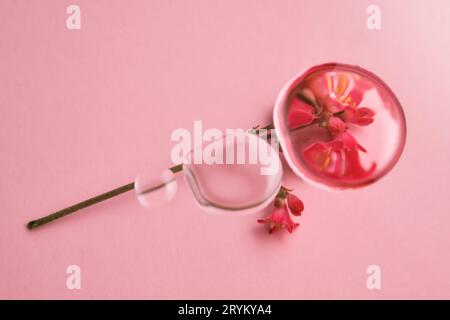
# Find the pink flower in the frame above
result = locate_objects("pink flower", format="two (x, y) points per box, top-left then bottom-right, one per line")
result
(257, 205), (299, 234)
(307, 73), (364, 114)
(302, 140), (344, 177)
(302, 132), (376, 180)
(287, 194), (304, 216)
(287, 97), (317, 129)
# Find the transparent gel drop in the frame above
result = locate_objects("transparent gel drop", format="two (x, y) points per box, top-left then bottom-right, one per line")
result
(274, 63), (406, 189)
(182, 132), (282, 214)
(135, 169), (177, 208)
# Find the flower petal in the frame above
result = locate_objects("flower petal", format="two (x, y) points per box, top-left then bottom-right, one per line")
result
(324, 96), (345, 113)
(287, 98), (316, 129)
(345, 89), (363, 107)
(335, 74), (349, 96)
(343, 106), (375, 126)
(353, 107), (375, 126)
(335, 132), (377, 179)
(302, 142), (330, 172)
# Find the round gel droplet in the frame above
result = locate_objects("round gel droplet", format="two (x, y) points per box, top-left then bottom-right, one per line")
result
(134, 169), (177, 208)
(182, 132), (282, 214)
(274, 63), (406, 189)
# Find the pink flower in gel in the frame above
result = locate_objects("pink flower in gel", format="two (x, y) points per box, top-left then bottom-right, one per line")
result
(302, 140), (345, 177)
(307, 73), (364, 113)
(303, 132), (376, 180)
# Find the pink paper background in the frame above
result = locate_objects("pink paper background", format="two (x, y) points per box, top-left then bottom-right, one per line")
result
(1, 0), (450, 299)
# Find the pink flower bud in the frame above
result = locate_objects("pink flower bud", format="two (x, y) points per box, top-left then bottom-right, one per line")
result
(327, 116), (346, 135)
(287, 194), (304, 216)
